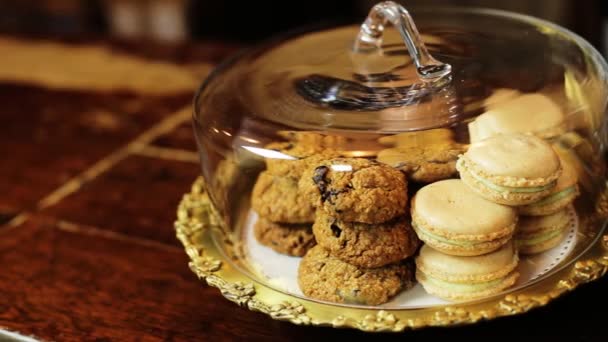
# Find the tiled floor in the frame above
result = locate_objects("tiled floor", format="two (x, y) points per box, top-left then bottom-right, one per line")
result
(0, 217), (275, 341)
(0, 82), (190, 215)
(42, 155), (200, 245)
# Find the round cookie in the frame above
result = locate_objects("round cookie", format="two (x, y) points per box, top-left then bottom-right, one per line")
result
(299, 158), (408, 224)
(254, 218), (315, 257)
(298, 246), (415, 305)
(377, 142), (466, 183)
(411, 179), (517, 256)
(378, 128), (456, 147)
(515, 208), (570, 255)
(277, 131), (350, 148)
(457, 133), (562, 205)
(264, 141), (340, 178)
(312, 211), (419, 268)
(416, 242), (519, 301)
(251, 171), (315, 223)
(519, 156), (579, 216)
(469, 93), (565, 143)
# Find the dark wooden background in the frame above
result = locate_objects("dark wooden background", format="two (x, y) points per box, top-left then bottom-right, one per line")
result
(0, 35), (606, 341)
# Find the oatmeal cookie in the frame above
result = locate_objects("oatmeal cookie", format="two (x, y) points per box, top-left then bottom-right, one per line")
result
(251, 171), (315, 223)
(377, 142), (466, 183)
(299, 158), (407, 224)
(254, 218), (315, 257)
(313, 212), (419, 268)
(378, 128), (456, 147)
(298, 246), (415, 305)
(277, 131), (350, 148)
(264, 141), (340, 178)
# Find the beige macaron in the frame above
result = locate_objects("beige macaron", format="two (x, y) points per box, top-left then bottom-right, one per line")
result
(411, 179), (517, 256)
(469, 93), (565, 143)
(515, 208), (570, 254)
(519, 155), (579, 216)
(482, 88), (521, 109)
(457, 133), (562, 206)
(416, 242), (520, 301)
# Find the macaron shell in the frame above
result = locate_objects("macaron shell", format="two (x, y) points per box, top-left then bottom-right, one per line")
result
(463, 134), (561, 183)
(411, 179), (518, 237)
(518, 185), (578, 216)
(417, 269), (519, 301)
(469, 93), (564, 143)
(518, 157), (579, 215)
(414, 231), (511, 256)
(518, 230), (566, 255)
(517, 208), (570, 236)
(415, 242), (519, 283)
(553, 156), (578, 191)
(482, 88), (522, 109)
(458, 163), (553, 205)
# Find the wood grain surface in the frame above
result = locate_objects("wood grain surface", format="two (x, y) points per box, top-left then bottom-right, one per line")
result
(0, 35), (606, 341)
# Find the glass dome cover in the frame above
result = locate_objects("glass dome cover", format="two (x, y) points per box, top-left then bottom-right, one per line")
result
(188, 1), (608, 315)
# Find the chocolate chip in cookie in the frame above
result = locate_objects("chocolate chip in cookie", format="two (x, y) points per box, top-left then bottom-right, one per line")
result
(312, 211), (419, 268)
(300, 158), (407, 224)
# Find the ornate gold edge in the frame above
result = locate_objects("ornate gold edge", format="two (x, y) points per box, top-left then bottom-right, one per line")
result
(175, 177), (608, 332)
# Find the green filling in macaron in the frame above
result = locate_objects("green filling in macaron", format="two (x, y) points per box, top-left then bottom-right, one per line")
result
(412, 221), (479, 247)
(465, 163), (556, 194)
(424, 274), (506, 293)
(526, 186), (576, 207)
(516, 229), (563, 247)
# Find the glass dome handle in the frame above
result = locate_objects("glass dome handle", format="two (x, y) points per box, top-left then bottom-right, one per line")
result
(354, 1), (451, 81)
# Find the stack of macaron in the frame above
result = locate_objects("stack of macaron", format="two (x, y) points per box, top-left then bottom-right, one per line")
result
(414, 133), (576, 301)
(515, 153), (579, 254)
(456, 133), (577, 254)
(297, 158), (419, 305)
(411, 179), (520, 301)
(250, 140), (339, 257)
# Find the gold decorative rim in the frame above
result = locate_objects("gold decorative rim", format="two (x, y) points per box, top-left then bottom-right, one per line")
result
(175, 177), (608, 331)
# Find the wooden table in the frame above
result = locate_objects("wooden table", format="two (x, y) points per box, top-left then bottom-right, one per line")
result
(0, 35), (606, 341)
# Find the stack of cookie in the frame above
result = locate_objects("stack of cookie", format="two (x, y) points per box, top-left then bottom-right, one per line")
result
(251, 141), (337, 257)
(377, 128), (466, 183)
(297, 158), (419, 305)
(250, 134), (345, 257)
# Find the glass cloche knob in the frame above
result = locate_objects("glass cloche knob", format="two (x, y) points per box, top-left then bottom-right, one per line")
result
(354, 1), (452, 81)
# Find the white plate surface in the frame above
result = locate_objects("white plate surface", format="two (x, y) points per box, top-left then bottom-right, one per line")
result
(243, 206), (578, 308)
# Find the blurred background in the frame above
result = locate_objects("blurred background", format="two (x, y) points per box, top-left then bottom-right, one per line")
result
(0, 0), (607, 55)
